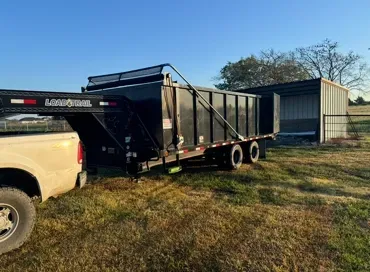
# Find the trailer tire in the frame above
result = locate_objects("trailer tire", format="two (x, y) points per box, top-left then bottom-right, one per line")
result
(227, 144), (243, 170)
(245, 141), (259, 163)
(0, 187), (36, 255)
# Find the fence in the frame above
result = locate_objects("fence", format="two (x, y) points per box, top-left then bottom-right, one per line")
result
(323, 114), (370, 143)
(0, 120), (73, 133)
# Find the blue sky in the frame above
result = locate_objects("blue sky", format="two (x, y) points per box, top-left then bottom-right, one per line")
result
(1, 0), (370, 99)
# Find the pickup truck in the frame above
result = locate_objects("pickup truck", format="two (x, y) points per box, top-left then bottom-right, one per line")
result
(0, 132), (87, 255)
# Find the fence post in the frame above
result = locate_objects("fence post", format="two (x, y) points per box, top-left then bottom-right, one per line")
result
(323, 114), (326, 143)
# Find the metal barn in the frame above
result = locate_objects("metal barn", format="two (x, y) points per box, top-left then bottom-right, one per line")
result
(236, 78), (349, 143)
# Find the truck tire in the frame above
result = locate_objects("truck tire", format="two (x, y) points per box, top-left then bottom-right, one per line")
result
(228, 144), (243, 170)
(245, 141), (259, 163)
(0, 187), (36, 255)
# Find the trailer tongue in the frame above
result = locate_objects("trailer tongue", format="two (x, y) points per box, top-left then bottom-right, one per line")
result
(0, 88), (158, 175)
(0, 64), (280, 176)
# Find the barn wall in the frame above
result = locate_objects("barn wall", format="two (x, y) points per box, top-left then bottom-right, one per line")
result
(280, 94), (319, 133)
(236, 78), (348, 142)
(281, 94), (319, 120)
(320, 79), (349, 142)
(239, 79), (321, 135)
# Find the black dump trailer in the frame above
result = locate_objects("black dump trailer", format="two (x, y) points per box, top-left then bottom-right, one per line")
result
(0, 64), (280, 176)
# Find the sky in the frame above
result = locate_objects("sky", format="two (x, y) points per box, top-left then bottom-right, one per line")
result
(1, 0), (370, 99)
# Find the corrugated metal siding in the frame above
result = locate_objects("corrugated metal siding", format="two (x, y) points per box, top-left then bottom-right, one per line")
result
(279, 94), (319, 133)
(320, 80), (349, 142)
(281, 94), (319, 120)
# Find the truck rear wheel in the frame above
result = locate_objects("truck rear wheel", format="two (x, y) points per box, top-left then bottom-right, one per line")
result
(0, 187), (36, 255)
(245, 141), (259, 163)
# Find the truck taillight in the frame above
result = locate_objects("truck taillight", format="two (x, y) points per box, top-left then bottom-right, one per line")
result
(78, 141), (83, 164)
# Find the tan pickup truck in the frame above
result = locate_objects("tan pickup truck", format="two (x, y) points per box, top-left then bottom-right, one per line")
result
(0, 132), (86, 255)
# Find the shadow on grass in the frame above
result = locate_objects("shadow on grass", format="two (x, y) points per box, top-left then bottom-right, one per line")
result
(168, 157), (370, 205)
(86, 143), (370, 206)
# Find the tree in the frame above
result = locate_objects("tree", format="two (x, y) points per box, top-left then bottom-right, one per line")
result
(348, 98), (355, 106)
(216, 40), (369, 93)
(294, 39), (369, 91)
(215, 49), (309, 90)
(354, 96), (366, 105)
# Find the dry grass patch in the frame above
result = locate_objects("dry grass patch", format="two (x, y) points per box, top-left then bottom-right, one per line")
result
(348, 104), (370, 114)
(1, 179), (335, 272)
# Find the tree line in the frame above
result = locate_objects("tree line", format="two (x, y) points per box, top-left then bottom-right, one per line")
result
(349, 96), (369, 106)
(215, 39), (369, 94)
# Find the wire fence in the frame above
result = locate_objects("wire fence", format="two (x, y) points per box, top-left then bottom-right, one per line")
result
(323, 114), (370, 143)
(0, 120), (73, 133)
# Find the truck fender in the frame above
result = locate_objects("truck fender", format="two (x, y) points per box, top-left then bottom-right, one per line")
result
(0, 152), (47, 201)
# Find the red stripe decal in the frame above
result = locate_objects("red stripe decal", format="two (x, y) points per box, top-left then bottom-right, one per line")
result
(24, 99), (36, 105)
(109, 102), (117, 106)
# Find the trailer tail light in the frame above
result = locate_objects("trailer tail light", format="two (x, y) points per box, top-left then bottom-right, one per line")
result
(11, 99), (37, 105)
(99, 101), (117, 106)
(78, 141), (83, 164)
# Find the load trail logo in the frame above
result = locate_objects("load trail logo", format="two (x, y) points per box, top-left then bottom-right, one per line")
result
(45, 99), (92, 108)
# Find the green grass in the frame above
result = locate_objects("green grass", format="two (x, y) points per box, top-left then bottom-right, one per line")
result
(347, 105), (370, 137)
(330, 201), (370, 271)
(1, 141), (370, 271)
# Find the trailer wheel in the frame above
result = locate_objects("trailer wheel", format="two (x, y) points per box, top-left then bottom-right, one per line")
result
(245, 141), (259, 163)
(0, 187), (36, 255)
(227, 144), (243, 170)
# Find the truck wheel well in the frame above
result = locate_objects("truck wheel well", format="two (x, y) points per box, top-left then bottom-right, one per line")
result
(0, 168), (40, 198)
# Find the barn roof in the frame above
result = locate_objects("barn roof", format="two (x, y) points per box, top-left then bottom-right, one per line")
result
(233, 78), (348, 97)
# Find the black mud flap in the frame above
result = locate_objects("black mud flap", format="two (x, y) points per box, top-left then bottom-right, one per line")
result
(77, 171), (88, 188)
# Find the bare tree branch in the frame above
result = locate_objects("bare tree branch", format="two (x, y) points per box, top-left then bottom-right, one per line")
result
(215, 39), (370, 95)
(294, 39), (369, 93)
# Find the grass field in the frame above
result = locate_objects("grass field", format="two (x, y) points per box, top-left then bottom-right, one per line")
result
(2, 142), (370, 271)
(348, 104), (370, 114)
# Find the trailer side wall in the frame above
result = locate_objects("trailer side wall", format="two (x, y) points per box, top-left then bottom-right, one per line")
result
(171, 85), (275, 148)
